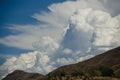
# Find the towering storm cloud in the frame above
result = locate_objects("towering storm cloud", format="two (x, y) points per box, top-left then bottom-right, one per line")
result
(0, 0), (120, 79)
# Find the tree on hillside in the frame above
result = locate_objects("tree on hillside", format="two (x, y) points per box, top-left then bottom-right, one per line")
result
(71, 67), (84, 77)
(98, 67), (114, 76)
(60, 70), (66, 77)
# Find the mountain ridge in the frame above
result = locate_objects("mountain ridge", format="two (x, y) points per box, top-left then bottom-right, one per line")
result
(48, 47), (120, 76)
(2, 46), (120, 80)
(2, 70), (44, 80)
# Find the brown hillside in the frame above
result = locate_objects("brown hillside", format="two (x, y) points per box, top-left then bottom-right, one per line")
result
(2, 46), (120, 80)
(2, 70), (44, 80)
(48, 47), (120, 77)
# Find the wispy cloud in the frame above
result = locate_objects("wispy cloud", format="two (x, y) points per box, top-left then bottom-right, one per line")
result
(0, 0), (106, 50)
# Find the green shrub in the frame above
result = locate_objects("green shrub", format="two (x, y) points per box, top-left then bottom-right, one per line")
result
(94, 70), (102, 76)
(99, 67), (114, 76)
(71, 71), (79, 77)
(60, 70), (66, 77)
(46, 73), (53, 80)
(71, 68), (84, 77)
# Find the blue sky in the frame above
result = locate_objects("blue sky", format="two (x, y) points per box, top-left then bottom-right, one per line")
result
(0, 0), (65, 65)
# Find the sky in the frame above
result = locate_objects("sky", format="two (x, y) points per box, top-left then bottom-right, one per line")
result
(0, 0), (120, 79)
(0, 0), (65, 64)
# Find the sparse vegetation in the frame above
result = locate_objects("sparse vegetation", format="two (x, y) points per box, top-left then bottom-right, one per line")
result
(94, 70), (102, 76)
(71, 67), (84, 77)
